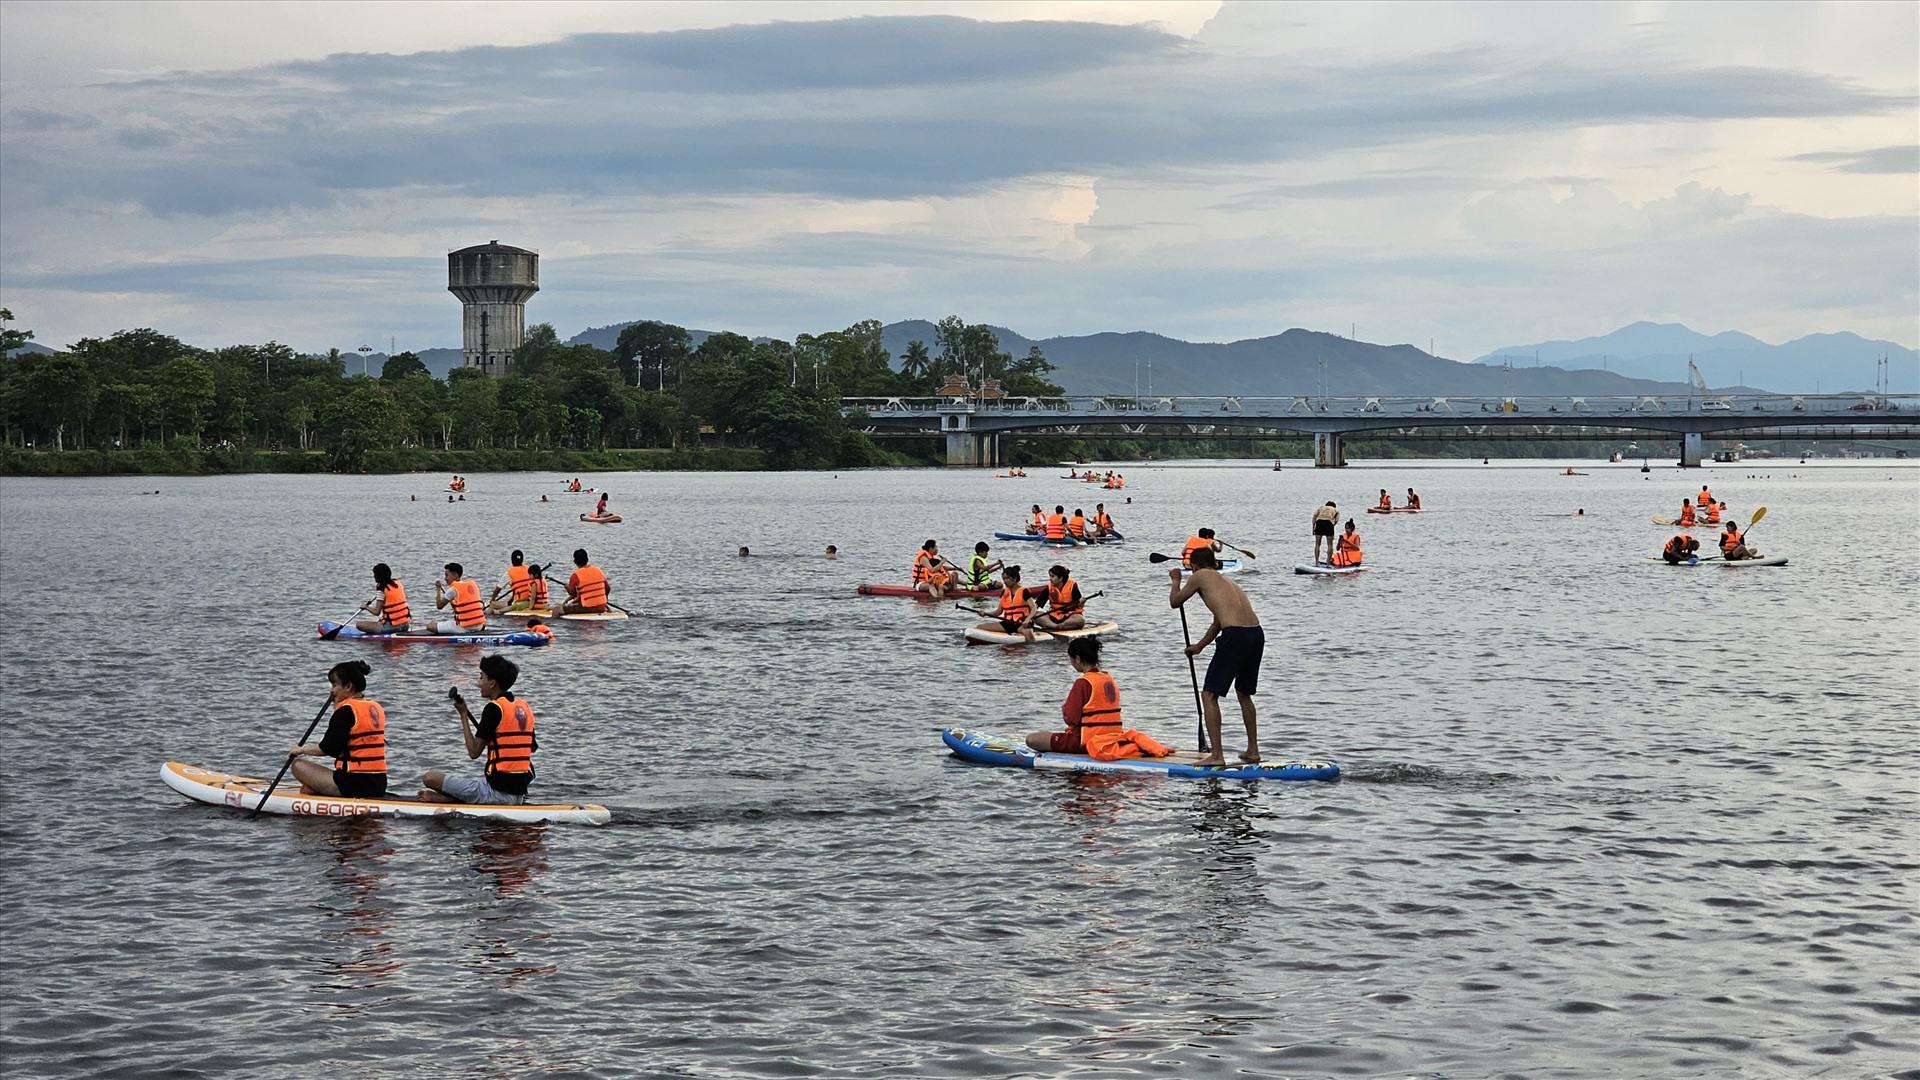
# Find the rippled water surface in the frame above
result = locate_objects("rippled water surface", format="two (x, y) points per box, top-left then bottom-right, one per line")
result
(3, 459), (1917, 1078)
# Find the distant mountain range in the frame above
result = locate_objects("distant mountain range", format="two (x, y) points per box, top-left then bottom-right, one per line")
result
(15, 317), (1913, 396)
(1475, 322), (1917, 394)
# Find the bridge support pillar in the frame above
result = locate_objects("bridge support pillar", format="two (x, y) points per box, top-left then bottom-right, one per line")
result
(1314, 432), (1347, 467)
(1678, 432), (1703, 468)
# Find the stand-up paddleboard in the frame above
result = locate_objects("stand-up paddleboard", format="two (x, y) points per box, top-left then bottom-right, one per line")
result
(1295, 562), (1365, 575)
(990, 531), (1119, 545)
(964, 620), (1120, 646)
(1365, 506), (1423, 514)
(941, 729), (1339, 782)
(160, 762), (610, 824)
(857, 584), (997, 599)
(580, 513), (623, 524)
(1167, 558), (1244, 574)
(317, 621), (550, 647)
(1642, 555), (1787, 567)
(494, 606), (555, 618)
(560, 610), (629, 621)
(1652, 516), (1714, 527)
(1561, 472), (1589, 476)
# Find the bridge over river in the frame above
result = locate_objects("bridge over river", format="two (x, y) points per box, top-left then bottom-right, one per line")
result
(842, 392), (1920, 466)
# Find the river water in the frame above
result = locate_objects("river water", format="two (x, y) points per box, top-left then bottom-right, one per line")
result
(2, 459), (1916, 1079)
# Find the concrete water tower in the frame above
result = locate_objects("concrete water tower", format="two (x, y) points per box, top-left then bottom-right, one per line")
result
(447, 240), (538, 376)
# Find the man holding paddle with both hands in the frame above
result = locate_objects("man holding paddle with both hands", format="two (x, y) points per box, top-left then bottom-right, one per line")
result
(1168, 547), (1264, 768)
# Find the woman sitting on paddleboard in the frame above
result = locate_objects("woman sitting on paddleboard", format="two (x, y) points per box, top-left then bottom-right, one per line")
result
(1031, 565), (1087, 632)
(1330, 520), (1363, 568)
(288, 660), (387, 800)
(1025, 637), (1172, 760)
(356, 563), (410, 635)
(1378, 489), (1392, 511)
(976, 565), (1044, 642)
(420, 654), (537, 806)
(912, 539), (954, 599)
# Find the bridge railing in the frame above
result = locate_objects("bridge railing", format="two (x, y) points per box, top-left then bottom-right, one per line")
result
(842, 393), (1916, 418)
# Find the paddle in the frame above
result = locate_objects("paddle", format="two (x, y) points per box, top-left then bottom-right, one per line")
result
(1217, 539), (1256, 560)
(318, 602), (373, 641)
(1727, 505), (1768, 558)
(542, 573), (634, 617)
(253, 695), (334, 817)
(1177, 603), (1210, 753)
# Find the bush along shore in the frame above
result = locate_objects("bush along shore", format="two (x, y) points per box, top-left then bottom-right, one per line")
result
(0, 445), (768, 477)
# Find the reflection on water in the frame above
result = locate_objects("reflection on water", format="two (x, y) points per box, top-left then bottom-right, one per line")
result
(315, 817), (401, 996)
(465, 823), (556, 989)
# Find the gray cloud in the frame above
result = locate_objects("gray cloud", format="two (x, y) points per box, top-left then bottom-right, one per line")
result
(4, 16), (1909, 218)
(1788, 145), (1920, 174)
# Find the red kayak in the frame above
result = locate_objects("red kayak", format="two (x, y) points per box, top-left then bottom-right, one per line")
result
(856, 584), (996, 598)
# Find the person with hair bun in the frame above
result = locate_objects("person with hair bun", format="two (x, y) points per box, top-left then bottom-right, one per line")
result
(1025, 637), (1173, 761)
(355, 563), (410, 634)
(288, 660), (388, 799)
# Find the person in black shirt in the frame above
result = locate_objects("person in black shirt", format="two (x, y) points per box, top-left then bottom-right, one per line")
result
(288, 660), (388, 799)
(418, 654), (537, 806)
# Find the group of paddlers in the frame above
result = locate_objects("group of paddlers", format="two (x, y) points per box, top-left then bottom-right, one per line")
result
(1310, 503), (1365, 567)
(1066, 469), (1127, 488)
(348, 549), (615, 636)
(287, 654), (545, 807)
(1024, 503), (1122, 542)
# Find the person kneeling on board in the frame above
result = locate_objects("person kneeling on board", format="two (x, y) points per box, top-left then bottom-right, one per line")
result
(488, 549), (538, 614)
(977, 565), (1044, 642)
(1170, 548), (1264, 767)
(1025, 637), (1173, 760)
(1031, 564), (1087, 632)
(1329, 520), (1363, 568)
(287, 660), (387, 799)
(912, 539), (955, 599)
(963, 542), (1003, 592)
(430, 563), (489, 633)
(1662, 533), (1701, 564)
(1719, 521), (1760, 561)
(420, 654), (536, 806)
(356, 563), (411, 634)
(562, 548), (611, 614)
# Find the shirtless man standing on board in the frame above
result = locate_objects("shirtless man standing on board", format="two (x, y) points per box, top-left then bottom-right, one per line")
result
(1169, 547), (1264, 767)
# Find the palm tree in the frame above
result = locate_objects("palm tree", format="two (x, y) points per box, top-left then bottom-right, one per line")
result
(900, 340), (931, 381)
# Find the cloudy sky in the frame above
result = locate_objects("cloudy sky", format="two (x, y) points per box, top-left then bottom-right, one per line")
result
(2, 0), (1915, 358)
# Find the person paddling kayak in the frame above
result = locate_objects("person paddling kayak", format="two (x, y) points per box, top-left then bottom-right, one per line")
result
(355, 563), (411, 634)
(488, 550), (538, 614)
(431, 563), (489, 634)
(562, 548), (611, 614)
(288, 660), (387, 799)
(1311, 501), (1340, 564)
(420, 654), (537, 806)
(1169, 548), (1264, 767)
(1662, 533), (1701, 564)
(1025, 637), (1173, 760)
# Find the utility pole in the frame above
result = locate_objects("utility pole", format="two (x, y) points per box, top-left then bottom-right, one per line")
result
(357, 345), (373, 377)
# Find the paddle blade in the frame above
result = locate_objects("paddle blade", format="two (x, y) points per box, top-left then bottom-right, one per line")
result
(1749, 506), (1768, 525)
(1148, 552), (1173, 563)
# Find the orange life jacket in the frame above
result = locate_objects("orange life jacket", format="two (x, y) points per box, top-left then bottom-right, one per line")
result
(486, 695), (536, 777)
(998, 585), (1032, 622)
(378, 581), (410, 626)
(1044, 513), (1067, 540)
(527, 622), (553, 642)
(336, 697), (387, 774)
(1664, 535), (1693, 560)
(1704, 504), (1721, 524)
(1378, 493), (1392, 509)
(913, 551), (948, 585)
(571, 565), (608, 609)
(1679, 504), (1696, 525)
(506, 564), (533, 602)
(1094, 511), (1112, 530)
(1071, 671), (1122, 732)
(1332, 532), (1363, 567)
(530, 576), (549, 609)
(1699, 490), (1712, 508)
(449, 578), (486, 626)
(1182, 536), (1211, 566)
(1046, 579), (1083, 620)
(1719, 527), (1742, 553)
(1031, 510), (1046, 530)
(1068, 514), (1087, 538)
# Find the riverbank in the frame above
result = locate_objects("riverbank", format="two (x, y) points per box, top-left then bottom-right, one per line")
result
(0, 445), (768, 477)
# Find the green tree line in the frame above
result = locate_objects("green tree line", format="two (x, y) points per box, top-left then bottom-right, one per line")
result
(0, 310), (1062, 471)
